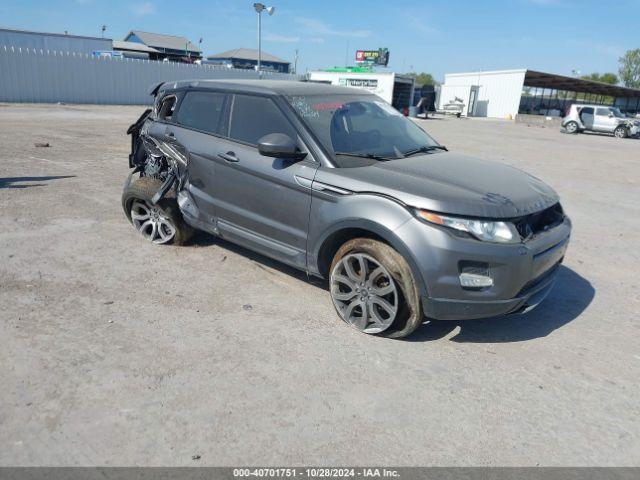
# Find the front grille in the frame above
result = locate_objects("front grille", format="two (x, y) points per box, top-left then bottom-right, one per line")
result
(514, 203), (564, 240)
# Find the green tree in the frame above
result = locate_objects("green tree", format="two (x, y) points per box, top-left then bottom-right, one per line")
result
(405, 72), (439, 86)
(619, 49), (640, 88)
(580, 72), (619, 84)
(599, 72), (619, 84)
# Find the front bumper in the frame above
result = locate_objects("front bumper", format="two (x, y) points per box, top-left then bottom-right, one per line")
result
(423, 261), (561, 320)
(395, 216), (572, 321)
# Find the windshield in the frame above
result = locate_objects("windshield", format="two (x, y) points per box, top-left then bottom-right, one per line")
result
(286, 93), (441, 167)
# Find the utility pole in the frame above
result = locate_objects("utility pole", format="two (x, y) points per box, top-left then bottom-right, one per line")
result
(294, 48), (299, 74)
(345, 40), (349, 67)
(253, 3), (275, 79)
(101, 25), (106, 38)
(257, 11), (261, 75)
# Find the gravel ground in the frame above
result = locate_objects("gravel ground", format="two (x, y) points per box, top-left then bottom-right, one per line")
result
(0, 104), (638, 466)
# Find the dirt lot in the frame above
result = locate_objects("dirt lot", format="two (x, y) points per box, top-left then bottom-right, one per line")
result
(1, 104), (639, 466)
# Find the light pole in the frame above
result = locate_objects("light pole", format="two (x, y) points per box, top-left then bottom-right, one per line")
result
(253, 3), (274, 78)
(101, 25), (107, 38)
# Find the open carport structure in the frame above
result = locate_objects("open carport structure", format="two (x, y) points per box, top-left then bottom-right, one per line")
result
(439, 68), (640, 119)
(520, 70), (640, 117)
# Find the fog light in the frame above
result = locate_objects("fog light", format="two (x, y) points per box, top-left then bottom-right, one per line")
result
(459, 272), (493, 288)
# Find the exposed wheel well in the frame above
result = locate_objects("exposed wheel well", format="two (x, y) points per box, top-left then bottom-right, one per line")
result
(317, 228), (387, 279)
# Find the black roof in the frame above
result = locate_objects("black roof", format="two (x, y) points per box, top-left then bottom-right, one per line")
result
(159, 79), (372, 96)
(125, 31), (201, 53)
(525, 70), (640, 98)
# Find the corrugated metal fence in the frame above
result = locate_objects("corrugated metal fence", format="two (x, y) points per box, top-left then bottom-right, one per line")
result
(0, 46), (302, 105)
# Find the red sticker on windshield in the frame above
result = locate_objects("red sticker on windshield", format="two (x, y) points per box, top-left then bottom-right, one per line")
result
(313, 102), (343, 111)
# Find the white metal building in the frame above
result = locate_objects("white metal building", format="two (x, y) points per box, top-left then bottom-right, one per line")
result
(308, 70), (415, 110)
(439, 69), (527, 119)
(439, 68), (640, 119)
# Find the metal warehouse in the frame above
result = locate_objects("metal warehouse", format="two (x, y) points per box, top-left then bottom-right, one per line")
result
(439, 68), (640, 119)
(123, 31), (202, 62)
(0, 27), (112, 54)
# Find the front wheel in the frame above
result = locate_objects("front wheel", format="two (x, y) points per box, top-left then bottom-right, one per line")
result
(329, 238), (423, 339)
(614, 125), (628, 139)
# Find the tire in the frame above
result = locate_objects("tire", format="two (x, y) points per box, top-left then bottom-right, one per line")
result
(122, 176), (193, 245)
(329, 238), (423, 339)
(614, 126), (628, 139)
(564, 121), (579, 134)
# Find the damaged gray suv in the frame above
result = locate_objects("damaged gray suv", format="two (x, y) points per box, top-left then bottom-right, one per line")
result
(123, 80), (571, 338)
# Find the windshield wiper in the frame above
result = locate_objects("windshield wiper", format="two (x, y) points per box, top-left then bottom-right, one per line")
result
(333, 151), (395, 161)
(402, 145), (448, 157)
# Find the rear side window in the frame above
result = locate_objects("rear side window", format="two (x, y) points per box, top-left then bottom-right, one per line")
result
(158, 95), (177, 120)
(229, 95), (297, 146)
(581, 107), (594, 115)
(175, 91), (227, 134)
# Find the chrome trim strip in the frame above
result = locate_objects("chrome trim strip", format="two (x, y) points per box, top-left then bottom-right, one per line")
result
(312, 182), (352, 195)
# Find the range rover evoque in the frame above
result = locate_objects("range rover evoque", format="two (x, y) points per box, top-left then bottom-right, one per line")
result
(123, 80), (571, 338)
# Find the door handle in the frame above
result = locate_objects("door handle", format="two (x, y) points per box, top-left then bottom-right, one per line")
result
(218, 151), (239, 163)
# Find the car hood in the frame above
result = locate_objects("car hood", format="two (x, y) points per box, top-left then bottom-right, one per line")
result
(315, 152), (559, 218)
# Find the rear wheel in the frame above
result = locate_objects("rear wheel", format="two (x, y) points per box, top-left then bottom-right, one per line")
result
(329, 238), (423, 339)
(614, 125), (628, 138)
(122, 176), (193, 245)
(564, 121), (579, 134)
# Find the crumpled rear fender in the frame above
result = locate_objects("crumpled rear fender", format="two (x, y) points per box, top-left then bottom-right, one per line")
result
(127, 109), (152, 169)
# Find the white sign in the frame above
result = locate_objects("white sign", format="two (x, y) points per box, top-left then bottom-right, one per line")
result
(339, 78), (379, 89)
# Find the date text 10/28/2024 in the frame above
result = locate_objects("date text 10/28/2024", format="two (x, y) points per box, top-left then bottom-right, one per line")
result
(233, 468), (400, 478)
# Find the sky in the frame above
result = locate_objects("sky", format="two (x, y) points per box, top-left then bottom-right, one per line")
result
(2, 0), (639, 80)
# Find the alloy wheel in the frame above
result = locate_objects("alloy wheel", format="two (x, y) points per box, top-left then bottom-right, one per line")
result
(130, 200), (176, 244)
(330, 253), (399, 334)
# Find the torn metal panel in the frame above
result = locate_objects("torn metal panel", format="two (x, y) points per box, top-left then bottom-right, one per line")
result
(126, 110), (190, 206)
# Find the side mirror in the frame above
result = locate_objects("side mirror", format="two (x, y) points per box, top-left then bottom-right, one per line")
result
(257, 133), (307, 160)
(608, 113), (614, 118)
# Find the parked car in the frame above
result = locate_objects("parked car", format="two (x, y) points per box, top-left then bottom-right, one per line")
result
(123, 80), (571, 338)
(562, 104), (640, 138)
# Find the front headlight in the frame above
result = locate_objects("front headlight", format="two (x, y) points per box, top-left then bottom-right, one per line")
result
(415, 209), (521, 244)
